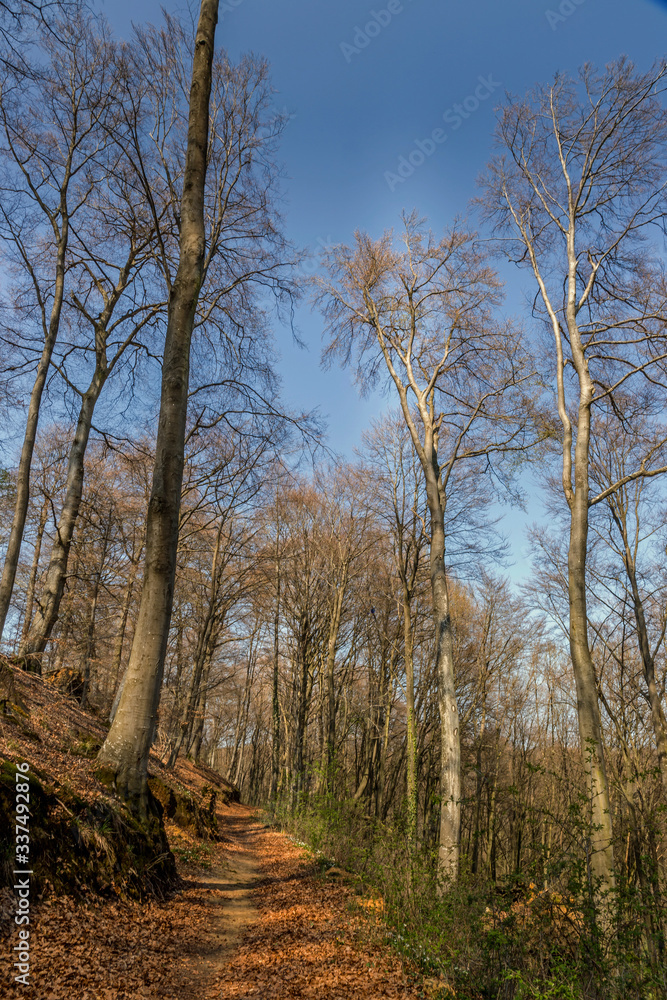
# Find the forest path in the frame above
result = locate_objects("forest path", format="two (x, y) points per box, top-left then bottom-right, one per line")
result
(179, 807), (263, 992)
(1, 803), (422, 999)
(200, 809), (421, 1000)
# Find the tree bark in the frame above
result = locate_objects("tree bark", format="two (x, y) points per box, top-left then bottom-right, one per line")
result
(375, 347), (461, 878)
(97, 0), (219, 817)
(506, 173), (617, 907)
(290, 611), (312, 809)
(108, 547), (141, 713)
(18, 495), (49, 651)
(21, 377), (104, 659)
(565, 273), (616, 902)
(403, 585), (418, 848)
(423, 460), (461, 881)
(325, 565), (348, 783)
(270, 559), (281, 802)
(0, 215), (68, 641)
(22, 237), (149, 660)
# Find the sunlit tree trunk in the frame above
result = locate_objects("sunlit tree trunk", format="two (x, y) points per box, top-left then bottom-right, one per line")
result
(270, 558), (281, 802)
(403, 587), (418, 848)
(559, 244), (615, 903)
(423, 458), (461, 881)
(97, 0), (219, 817)
(325, 566), (348, 783)
(0, 19), (115, 641)
(108, 549), (142, 715)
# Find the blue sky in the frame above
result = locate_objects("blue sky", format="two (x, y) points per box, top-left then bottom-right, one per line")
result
(103, 0), (667, 453)
(104, 0), (667, 576)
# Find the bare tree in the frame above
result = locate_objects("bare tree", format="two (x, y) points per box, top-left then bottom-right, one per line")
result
(165, 429), (271, 765)
(361, 415), (428, 846)
(20, 120), (165, 662)
(481, 58), (667, 906)
(0, 0), (82, 69)
(0, 17), (118, 642)
(587, 403), (667, 795)
(316, 212), (537, 878)
(97, 0), (220, 817)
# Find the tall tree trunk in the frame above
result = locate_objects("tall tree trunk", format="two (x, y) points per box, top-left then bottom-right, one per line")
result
(270, 564), (281, 802)
(22, 377), (104, 660)
(471, 703), (487, 876)
(97, 0), (219, 816)
(0, 217), (69, 640)
(108, 550), (141, 713)
(567, 344), (615, 902)
(291, 612), (311, 809)
(403, 587), (418, 848)
(325, 566), (348, 784)
(424, 460), (460, 882)
(18, 496), (49, 651)
(386, 369), (461, 879)
(532, 222), (616, 908)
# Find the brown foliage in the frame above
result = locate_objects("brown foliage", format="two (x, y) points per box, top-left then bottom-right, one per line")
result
(213, 824), (420, 999)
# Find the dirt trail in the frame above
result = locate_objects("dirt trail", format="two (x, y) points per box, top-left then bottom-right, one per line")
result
(2, 803), (421, 999)
(206, 813), (420, 1000)
(170, 805), (420, 998)
(181, 808), (262, 987)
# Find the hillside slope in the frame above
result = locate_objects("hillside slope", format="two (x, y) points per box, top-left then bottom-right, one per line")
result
(0, 657), (238, 902)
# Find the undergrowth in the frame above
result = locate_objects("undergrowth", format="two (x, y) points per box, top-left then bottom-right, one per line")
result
(271, 794), (667, 1000)
(172, 843), (213, 868)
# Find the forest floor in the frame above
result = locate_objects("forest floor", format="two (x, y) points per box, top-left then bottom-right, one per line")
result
(3, 802), (423, 1000)
(0, 664), (425, 999)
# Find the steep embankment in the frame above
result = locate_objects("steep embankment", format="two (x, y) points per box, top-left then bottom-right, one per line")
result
(0, 658), (237, 903)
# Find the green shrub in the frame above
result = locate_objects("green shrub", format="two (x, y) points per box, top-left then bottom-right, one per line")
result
(274, 792), (667, 1000)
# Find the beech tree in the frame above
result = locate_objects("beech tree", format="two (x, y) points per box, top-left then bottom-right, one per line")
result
(587, 404), (667, 795)
(481, 58), (667, 907)
(361, 415), (428, 845)
(97, 0), (295, 813)
(317, 213), (537, 878)
(0, 17), (118, 641)
(20, 118), (164, 662)
(165, 429), (272, 765)
(97, 0), (221, 816)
